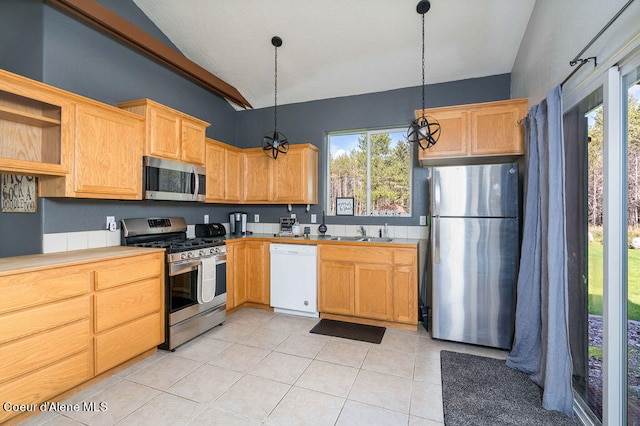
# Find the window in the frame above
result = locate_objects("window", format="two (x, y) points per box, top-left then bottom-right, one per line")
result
(327, 128), (411, 216)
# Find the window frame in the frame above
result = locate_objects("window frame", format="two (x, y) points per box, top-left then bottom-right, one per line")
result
(325, 127), (413, 217)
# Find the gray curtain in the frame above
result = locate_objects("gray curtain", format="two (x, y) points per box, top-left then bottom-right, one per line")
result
(506, 85), (574, 417)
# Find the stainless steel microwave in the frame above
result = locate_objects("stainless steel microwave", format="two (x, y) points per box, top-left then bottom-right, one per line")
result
(143, 156), (206, 202)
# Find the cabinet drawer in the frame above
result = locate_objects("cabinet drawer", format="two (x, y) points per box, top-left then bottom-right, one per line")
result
(0, 268), (90, 314)
(0, 351), (91, 423)
(94, 312), (163, 374)
(0, 319), (90, 383)
(320, 245), (392, 264)
(0, 296), (89, 344)
(94, 278), (162, 333)
(393, 249), (417, 266)
(94, 253), (163, 290)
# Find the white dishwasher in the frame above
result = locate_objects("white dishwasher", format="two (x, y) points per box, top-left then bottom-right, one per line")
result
(270, 243), (318, 317)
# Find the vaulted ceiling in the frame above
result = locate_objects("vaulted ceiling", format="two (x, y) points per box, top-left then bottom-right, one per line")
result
(132, 0), (536, 109)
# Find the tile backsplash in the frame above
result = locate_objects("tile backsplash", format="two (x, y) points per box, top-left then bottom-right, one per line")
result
(42, 223), (427, 253)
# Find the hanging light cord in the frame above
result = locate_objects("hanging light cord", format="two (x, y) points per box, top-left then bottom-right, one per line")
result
(274, 43), (278, 133)
(421, 11), (425, 117)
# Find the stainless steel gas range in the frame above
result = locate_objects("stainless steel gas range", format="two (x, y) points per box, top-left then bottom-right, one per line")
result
(121, 217), (227, 350)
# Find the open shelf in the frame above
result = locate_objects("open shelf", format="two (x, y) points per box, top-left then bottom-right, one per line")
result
(0, 105), (61, 128)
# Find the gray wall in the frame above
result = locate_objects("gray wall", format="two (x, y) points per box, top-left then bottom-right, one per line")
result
(0, 0), (44, 258)
(236, 74), (512, 226)
(0, 0), (511, 255)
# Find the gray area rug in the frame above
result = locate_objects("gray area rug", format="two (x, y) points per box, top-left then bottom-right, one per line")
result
(440, 350), (579, 425)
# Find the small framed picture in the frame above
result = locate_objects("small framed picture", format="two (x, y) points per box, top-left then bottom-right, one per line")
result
(336, 197), (354, 216)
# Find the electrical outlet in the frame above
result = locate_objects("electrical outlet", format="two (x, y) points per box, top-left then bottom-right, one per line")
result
(419, 215), (427, 226)
(290, 213), (296, 219)
(311, 214), (317, 223)
(106, 216), (116, 231)
(254, 214), (260, 223)
(204, 214), (209, 224)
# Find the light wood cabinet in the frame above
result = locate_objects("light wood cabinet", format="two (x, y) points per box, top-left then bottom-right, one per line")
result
(318, 260), (355, 316)
(40, 101), (144, 199)
(0, 69), (71, 176)
(318, 244), (418, 325)
(243, 144), (318, 204)
(415, 98), (527, 166)
(272, 144), (319, 204)
(93, 252), (164, 374)
(0, 263), (92, 423)
(118, 98), (210, 165)
(205, 138), (243, 203)
(0, 249), (164, 423)
(225, 240), (270, 309)
(245, 241), (270, 305)
(243, 149), (273, 202)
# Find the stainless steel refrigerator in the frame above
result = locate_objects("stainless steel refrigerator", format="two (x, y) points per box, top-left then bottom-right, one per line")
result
(426, 163), (519, 349)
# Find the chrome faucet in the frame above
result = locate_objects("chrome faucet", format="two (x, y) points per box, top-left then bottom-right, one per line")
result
(359, 225), (367, 237)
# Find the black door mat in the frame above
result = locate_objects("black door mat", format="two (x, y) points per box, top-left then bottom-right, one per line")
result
(310, 319), (386, 344)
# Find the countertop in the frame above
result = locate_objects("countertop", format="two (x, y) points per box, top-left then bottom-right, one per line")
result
(222, 233), (423, 248)
(0, 246), (165, 277)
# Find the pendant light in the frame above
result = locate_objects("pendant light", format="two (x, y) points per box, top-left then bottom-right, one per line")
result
(407, 0), (440, 150)
(262, 36), (289, 159)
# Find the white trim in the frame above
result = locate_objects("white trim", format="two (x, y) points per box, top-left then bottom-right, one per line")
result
(602, 65), (626, 426)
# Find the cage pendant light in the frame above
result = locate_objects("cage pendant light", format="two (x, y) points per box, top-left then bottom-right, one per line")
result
(407, 0), (440, 150)
(262, 36), (289, 159)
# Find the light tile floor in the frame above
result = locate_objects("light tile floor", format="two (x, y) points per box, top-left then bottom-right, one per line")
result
(22, 308), (507, 425)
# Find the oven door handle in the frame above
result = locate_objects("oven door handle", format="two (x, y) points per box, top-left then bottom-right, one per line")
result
(169, 260), (201, 277)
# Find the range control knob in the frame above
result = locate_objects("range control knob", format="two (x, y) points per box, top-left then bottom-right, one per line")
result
(199, 250), (205, 257)
(180, 253), (187, 260)
(209, 248), (216, 254)
(187, 252), (194, 258)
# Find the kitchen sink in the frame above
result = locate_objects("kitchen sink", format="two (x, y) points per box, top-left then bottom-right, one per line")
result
(329, 236), (394, 243)
(358, 237), (394, 242)
(329, 236), (363, 241)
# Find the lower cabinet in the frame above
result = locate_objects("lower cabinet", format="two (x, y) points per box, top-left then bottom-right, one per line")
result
(93, 253), (164, 374)
(0, 250), (164, 423)
(226, 240), (270, 310)
(318, 244), (418, 325)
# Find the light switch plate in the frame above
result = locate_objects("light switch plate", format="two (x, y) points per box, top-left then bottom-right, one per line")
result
(419, 215), (427, 226)
(311, 214), (317, 223)
(204, 214), (209, 224)
(290, 213), (296, 219)
(254, 214), (260, 222)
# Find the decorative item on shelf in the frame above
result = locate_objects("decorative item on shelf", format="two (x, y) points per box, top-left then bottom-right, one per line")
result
(262, 36), (289, 160)
(336, 197), (355, 216)
(407, 0), (440, 150)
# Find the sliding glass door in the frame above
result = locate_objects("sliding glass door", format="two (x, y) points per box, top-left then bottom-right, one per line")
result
(566, 58), (640, 424)
(566, 87), (604, 423)
(624, 65), (640, 424)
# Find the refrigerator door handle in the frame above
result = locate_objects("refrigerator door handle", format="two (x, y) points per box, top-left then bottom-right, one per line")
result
(434, 170), (441, 218)
(434, 216), (440, 264)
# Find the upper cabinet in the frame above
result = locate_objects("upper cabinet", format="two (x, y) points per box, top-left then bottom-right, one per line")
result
(242, 144), (318, 204)
(205, 138), (242, 203)
(40, 100), (145, 199)
(117, 99), (210, 165)
(0, 70), (71, 176)
(272, 144), (318, 204)
(415, 98), (527, 166)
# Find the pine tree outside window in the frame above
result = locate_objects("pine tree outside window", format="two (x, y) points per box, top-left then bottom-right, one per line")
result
(327, 129), (412, 216)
